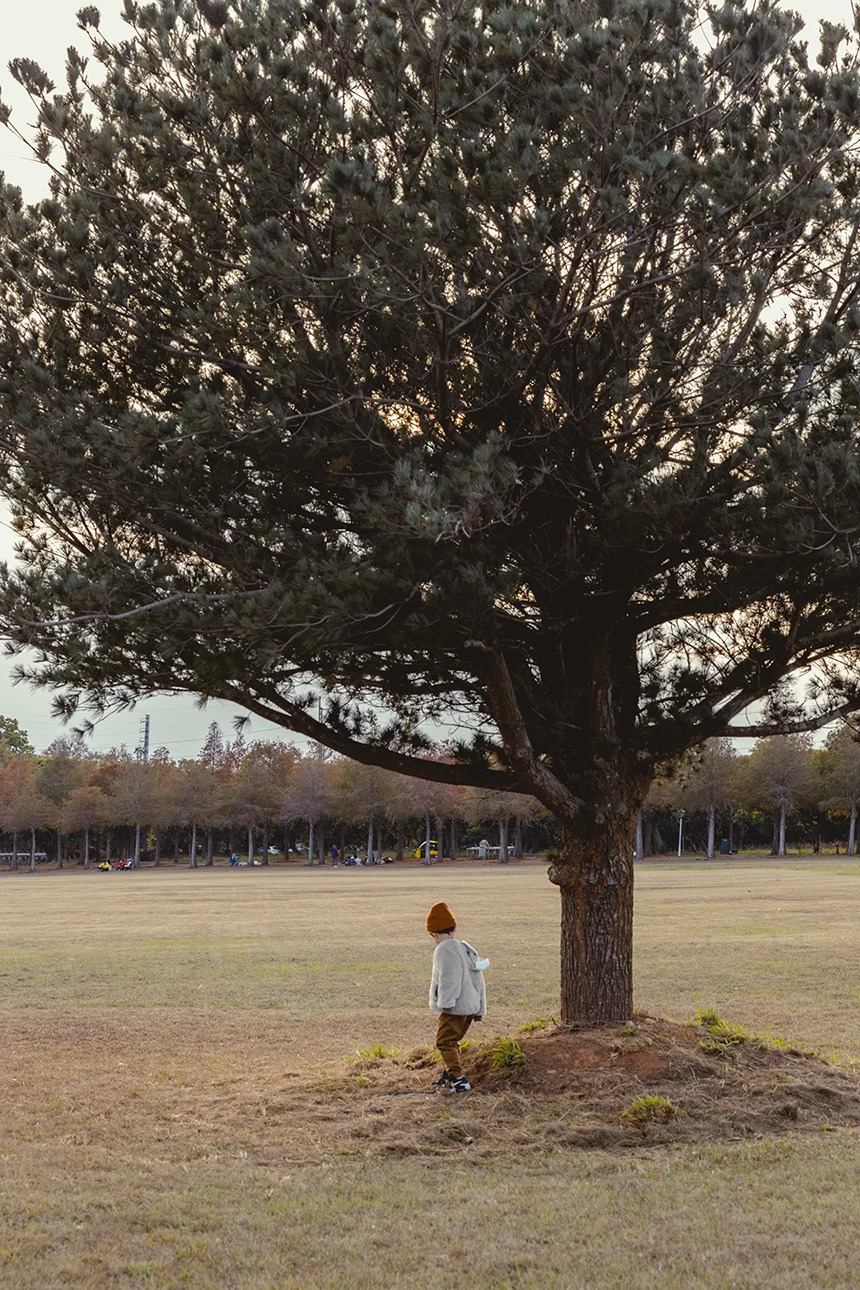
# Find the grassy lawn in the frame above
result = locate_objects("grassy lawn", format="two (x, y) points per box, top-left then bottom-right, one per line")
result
(2, 858), (860, 1288)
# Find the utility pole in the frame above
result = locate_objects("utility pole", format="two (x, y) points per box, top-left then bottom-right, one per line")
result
(133, 713), (150, 869)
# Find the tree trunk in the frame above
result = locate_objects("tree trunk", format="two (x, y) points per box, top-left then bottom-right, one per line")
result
(246, 824), (253, 865)
(206, 827), (214, 866)
(423, 808), (431, 865)
(174, 830), (180, 863)
(307, 818), (314, 866)
(105, 828), (112, 866)
(642, 813), (653, 857)
(56, 830), (63, 870)
(706, 805), (715, 860)
(550, 812), (637, 1026)
(190, 821), (197, 869)
(367, 812), (375, 865)
(134, 820), (141, 868)
(154, 829), (161, 866)
(513, 816), (523, 860)
(498, 817), (508, 863)
(778, 804), (786, 857)
(318, 820), (325, 864)
(634, 811), (644, 862)
(771, 816), (779, 856)
(83, 829), (90, 871)
(849, 804), (857, 857)
(10, 830), (17, 872)
(261, 820), (269, 866)
(449, 817), (457, 863)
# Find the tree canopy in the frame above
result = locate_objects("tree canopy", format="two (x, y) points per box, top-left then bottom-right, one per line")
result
(3, 0), (860, 1021)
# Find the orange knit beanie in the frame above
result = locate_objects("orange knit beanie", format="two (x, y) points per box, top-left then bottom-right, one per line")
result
(426, 901), (456, 933)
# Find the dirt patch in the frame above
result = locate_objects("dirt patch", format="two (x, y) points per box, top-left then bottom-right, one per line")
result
(302, 1011), (860, 1158)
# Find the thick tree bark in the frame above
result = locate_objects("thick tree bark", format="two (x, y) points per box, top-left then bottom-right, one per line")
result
(849, 804), (857, 856)
(83, 829), (90, 870)
(513, 816), (523, 860)
(206, 827), (213, 866)
(56, 831), (63, 870)
(634, 811), (644, 862)
(706, 805), (715, 859)
(550, 812), (637, 1026)
(497, 816), (509, 863)
(778, 804), (786, 857)
(307, 818), (315, 866)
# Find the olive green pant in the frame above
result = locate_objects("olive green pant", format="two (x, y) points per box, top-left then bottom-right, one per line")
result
(435, 1012), (473, 1077)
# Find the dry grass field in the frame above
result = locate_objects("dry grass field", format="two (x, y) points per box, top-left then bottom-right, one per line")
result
(3, 857), (860, 1289)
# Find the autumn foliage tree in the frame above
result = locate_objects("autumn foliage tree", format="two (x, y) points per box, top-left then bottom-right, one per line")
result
(6, 1), (860, 1019)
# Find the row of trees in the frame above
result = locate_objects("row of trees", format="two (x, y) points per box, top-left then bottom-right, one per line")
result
(5, 716), (860, 870)
(0, 721), (540, 871)
(647, 728), (860, 858)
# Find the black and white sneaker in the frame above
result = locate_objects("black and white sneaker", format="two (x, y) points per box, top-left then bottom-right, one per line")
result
(432, 1070), (453, 1089)
(449, 1076), (471, 1093)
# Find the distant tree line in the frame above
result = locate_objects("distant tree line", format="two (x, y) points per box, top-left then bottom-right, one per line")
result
(3, 717), (858, 870)
(0, 720), (545, 871)
(641, 727), (860, 858)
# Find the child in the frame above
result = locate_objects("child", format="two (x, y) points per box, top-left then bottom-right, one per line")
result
(426, 901), (488, 1093)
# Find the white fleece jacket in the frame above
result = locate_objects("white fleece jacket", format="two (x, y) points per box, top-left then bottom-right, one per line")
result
(429, 938), (487, 1018)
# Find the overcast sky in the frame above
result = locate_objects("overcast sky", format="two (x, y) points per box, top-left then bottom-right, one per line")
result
(0, 0), (853, 754)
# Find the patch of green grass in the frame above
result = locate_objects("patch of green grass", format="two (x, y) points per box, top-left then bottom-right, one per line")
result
(692, 1008), (750, 1054)
(621, 1094), (676, 1125)
(490, 1036), (528, 1070)
(353, 1043), (401, 1060)
(519, 1016), (557, 1033)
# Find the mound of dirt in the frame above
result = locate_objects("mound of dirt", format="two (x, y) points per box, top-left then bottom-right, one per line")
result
(314, 1012), (860, 1157)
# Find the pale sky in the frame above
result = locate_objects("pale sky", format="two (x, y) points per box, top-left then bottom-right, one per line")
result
(0, 0), (851, 755)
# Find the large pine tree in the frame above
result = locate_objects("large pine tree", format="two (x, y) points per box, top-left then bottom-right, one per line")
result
(3, 0), (860, 1022)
